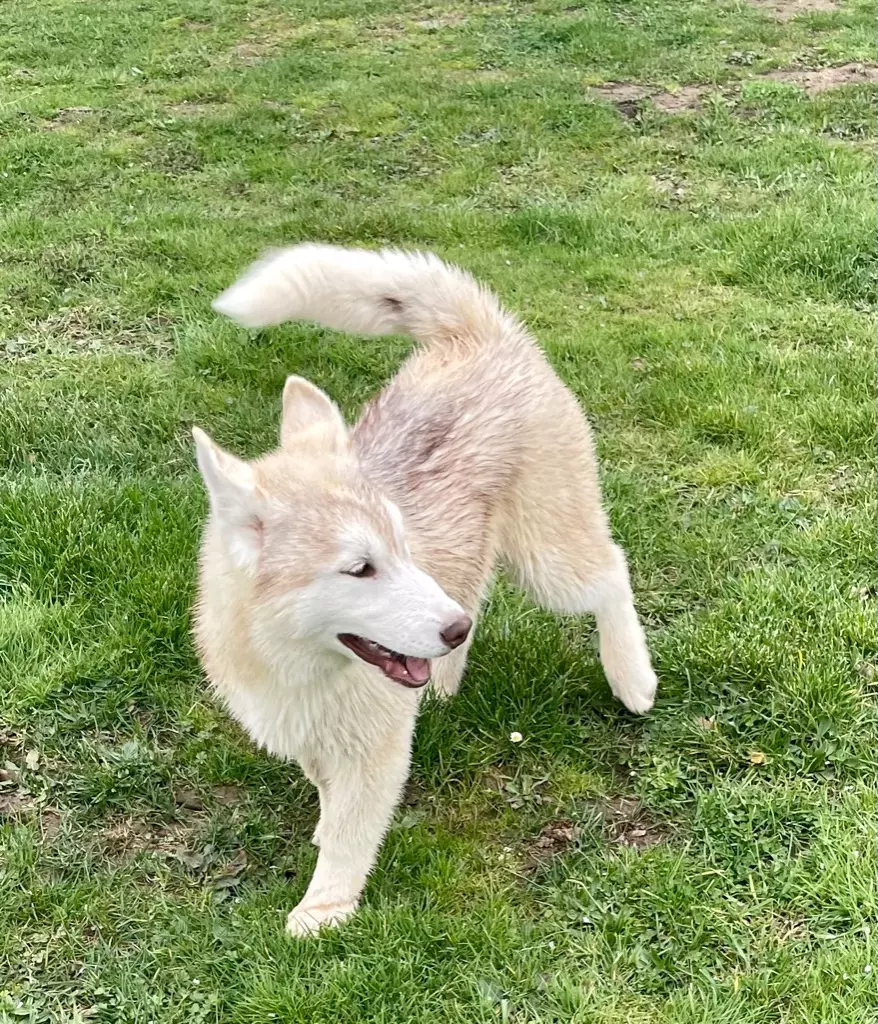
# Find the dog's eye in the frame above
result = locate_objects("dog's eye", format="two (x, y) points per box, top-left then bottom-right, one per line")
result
(344, 562), (376, 579)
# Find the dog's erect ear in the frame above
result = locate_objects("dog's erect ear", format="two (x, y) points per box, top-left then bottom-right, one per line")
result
(280, 375), (348, 453)
(192, 427), (263, 570)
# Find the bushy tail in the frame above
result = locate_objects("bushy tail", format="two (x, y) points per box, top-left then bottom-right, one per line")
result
(212, 243), (512, 346)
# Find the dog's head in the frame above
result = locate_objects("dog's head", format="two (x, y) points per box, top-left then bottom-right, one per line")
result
(192, 376), (470, 687)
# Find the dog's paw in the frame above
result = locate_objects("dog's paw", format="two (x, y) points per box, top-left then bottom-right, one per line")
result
(598, 631), (658, 715)
(610, 668), (658, 715)
(285, 899), (357, 938)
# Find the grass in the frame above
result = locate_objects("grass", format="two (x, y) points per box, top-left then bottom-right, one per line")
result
(1, 0), (876, 1020)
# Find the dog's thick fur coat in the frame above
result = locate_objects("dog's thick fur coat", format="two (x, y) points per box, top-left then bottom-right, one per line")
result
(194, 245), (658, 935)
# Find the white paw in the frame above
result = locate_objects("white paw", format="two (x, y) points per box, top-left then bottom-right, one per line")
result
(285, 899), (357, 937)
(610, 667), (658, 715)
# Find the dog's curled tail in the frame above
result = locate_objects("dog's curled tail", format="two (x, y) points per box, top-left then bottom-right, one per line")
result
(212, 243), (515, 348)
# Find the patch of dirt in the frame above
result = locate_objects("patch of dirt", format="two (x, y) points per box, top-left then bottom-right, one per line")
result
(100, 816), (195, 857)
(590, 82), (706, 115)
(593, 83), (652, 104)
(522, 819), (580, 870)
(0, 755), (33, 820)
(42, 106), (95, 131)
(748, 0), (837, 21)
(145, 138), (204, 174)
(592, 83), (704, 114)
(651, 173), (688, 204)
(213, 784), (245, 806)
(174, 788), (205, 811)
(0, 727), (22, 750)
(401, 779), (429, 807)
(39, 808), (62, 839)
(0, 789), (32, 818)
(763, 62), (878, 94)
(770, 913), (808, 942)
(224, 16), (317, 65)
(0, 783), (60, 838)
(366, 19), (407, 39)
(166, 100), (227, 118)
(591, 63), (878, 116)
(414, 12), (468, 30)
(601, 797), (666, 850)
(4, 308), (176, 359)
(654, 86), (705, 113)
(232, 41), (270, 64)
(360, 11), (468, 39)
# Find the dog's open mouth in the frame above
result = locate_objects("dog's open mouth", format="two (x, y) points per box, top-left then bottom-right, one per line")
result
(338, 634), (431, 688)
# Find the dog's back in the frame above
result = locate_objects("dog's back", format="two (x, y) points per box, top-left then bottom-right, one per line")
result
(214, 245), (604, 626)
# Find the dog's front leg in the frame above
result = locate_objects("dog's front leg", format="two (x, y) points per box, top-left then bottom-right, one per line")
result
(286, 732), (412, 937)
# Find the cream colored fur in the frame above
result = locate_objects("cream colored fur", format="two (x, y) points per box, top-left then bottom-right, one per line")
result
(194, 244), (658, 936)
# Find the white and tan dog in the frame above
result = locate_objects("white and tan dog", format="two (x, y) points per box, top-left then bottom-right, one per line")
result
(192, 244), (658, 936)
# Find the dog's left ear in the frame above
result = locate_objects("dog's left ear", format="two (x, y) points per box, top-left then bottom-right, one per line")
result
(280, 375), (348, 453)
(192, 427), (263, 571)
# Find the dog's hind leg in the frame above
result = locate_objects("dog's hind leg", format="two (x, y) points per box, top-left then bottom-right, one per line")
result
(499, 428), (657, 714)
(510, 540), (657, 714)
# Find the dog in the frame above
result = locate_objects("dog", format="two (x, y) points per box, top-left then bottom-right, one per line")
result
(192, 244), (658, 936)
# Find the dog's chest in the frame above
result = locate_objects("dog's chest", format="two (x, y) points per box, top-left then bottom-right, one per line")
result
(217, 667), (412, 767)
(222, 683), (315, 761)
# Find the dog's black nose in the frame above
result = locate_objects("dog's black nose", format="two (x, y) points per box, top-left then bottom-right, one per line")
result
(441, 615), (472, 650)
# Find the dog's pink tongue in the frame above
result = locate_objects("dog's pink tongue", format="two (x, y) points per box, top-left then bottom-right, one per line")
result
(384, 656), (431, 686)
(404, 657), (431, 684)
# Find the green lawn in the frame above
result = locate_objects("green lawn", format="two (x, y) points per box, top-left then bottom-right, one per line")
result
(1, 0), (876, 1020)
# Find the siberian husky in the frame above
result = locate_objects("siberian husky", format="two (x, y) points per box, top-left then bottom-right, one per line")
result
(192, 244), (658, 936)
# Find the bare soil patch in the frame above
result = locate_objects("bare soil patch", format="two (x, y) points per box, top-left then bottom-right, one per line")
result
(174, 788), (205, 811)
(522, 819), (580, 870)
(0, 788), (31, 818)
(592, 63), (878, 116)
(748, 0), (838, 21)
(166, 100), (227, 118)
(414, 12), (468, 30)
(601, 796), (666, 850)
(591, 82), (710, 115)
(39, 808), (62, 839)
(0, 752), (33, 821)
(763, 62), (878, 94)
(42, 106), (95, 131)
(652, 86), (705, 114)
(5, 308), (176, 359)
(213, 784), (245, 806)
(650, 174), (688, 205)
(0, 761), (62, 838)
(232, 41), (269, 64)
(100, 816), (196, 857)
(223, 16), (319, 65)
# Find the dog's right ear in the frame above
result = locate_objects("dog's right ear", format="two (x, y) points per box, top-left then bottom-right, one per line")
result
(192, 427), (263, 571)
(280, 375), (348, 453)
